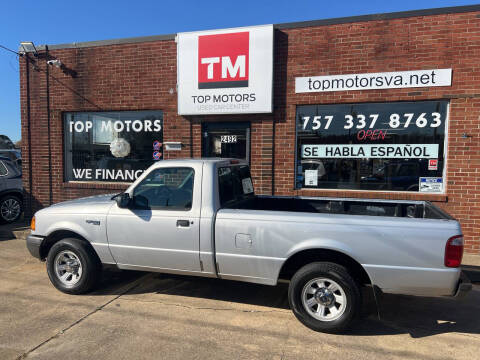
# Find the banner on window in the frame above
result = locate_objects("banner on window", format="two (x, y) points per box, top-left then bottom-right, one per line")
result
(301, 144), (439, 159)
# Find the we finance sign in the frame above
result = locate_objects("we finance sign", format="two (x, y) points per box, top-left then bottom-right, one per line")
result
(177, 25), (273, 115)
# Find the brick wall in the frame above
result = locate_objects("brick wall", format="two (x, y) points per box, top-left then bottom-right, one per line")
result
(20, 10), (480, 254)
(275, 12), (480, 254)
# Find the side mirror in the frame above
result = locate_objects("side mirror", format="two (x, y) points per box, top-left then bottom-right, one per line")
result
(133, 194), (149, 209)
(115, 193), (131, 208)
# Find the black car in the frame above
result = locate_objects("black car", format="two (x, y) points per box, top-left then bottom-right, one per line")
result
(0, 156), (23, 223)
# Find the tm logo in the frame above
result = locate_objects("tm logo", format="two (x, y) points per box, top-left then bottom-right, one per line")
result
(198, 31), (249, 89)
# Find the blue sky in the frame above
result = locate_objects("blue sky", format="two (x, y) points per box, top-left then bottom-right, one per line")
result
(1, 0), (478, 142)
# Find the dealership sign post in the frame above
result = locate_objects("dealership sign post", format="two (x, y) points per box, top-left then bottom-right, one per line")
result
(177, 25), (274, 115)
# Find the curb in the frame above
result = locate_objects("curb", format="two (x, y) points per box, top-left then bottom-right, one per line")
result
(0, 224), (30, 241)
(462, 254), (480, 284)
(463, 254), (480, 267)
(463, 266), (480, 284)
(13, 228), (31, 240)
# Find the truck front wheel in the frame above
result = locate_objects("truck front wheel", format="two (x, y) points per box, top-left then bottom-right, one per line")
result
(288, 262), (361, 333)
(46, 238), (101, 294)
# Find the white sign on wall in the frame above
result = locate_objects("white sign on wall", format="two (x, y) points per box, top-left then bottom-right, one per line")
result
(419, 177), (444, 193)
(295, 69), (452, 93)
(177, 25), (274, 115)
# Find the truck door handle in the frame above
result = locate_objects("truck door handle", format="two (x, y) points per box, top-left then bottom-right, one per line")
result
(176, 219), (190, 227)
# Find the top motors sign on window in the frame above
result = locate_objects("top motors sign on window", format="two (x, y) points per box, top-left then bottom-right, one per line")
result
(177, 25), (273, 115)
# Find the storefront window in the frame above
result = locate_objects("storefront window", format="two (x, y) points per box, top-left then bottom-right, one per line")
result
(64, 111), (163, 182)
(296, 101), (448, 193)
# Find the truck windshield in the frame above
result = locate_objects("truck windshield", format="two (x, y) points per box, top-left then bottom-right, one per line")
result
(218, 165), (254, 207)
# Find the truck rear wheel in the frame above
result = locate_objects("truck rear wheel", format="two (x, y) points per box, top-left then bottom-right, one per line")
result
(288, 262), (361, 333)
(46, 238), (101, 294)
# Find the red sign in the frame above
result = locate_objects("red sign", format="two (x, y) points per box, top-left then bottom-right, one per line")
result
(198, 31), (249, 89)
(428, 159), (438, 170)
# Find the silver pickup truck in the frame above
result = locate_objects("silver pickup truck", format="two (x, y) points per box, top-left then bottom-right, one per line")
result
(26, 158), (471, 332)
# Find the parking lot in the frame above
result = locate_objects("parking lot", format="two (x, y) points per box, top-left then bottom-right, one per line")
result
(1, 227), (479, 360)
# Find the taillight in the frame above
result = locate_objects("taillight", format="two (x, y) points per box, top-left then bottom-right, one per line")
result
(445, 235), (464, 267)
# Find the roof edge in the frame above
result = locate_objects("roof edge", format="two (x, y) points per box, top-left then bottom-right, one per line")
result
(275, 4), (480, 29)
(27, 33), (176, 52)
(22, 4), (480, 52)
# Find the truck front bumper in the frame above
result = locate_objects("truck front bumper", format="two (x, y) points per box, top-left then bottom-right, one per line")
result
(454, 271), (472, 298)
(26, 234), (45, 260)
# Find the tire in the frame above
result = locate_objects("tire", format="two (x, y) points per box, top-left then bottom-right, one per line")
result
(46, 238), (101, 294)
(288, 262), (361, 333)
(0, 195), (22, 224)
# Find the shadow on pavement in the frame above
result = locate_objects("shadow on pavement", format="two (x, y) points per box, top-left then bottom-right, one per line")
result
(94, 268), (146, 294)
(370, 289), (480, 338)
(0, 218), (29, 241)
(92, 270), (480, 338)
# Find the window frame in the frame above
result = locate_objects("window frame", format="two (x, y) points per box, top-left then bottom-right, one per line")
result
(131, 166), (196, 212)
(0, 161), (8, 177)
(63, 110), (164, 184)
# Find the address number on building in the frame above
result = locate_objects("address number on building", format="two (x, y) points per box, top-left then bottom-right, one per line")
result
(301, 112), (442, 131)
(221, 135), (238, 143)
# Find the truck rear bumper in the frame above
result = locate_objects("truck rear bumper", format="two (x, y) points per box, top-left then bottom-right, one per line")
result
(26, 234), (44, 260)
(454, 271), (472, 298)
(364, 264), (465, 297)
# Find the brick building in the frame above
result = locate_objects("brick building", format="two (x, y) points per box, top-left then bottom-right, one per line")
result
(20, 5), (480, 254)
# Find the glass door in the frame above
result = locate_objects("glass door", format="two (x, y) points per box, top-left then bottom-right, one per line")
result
(202, 122), (250, 162)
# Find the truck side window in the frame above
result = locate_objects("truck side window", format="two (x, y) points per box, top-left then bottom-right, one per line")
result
(0, 161), (8, 177)
(218, 165), (254, 207)
(132, 167), (194, 210)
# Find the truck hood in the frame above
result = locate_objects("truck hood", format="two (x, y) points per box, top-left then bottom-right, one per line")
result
(41, 193), (117, 215)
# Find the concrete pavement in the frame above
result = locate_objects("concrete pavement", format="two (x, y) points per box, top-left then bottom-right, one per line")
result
(1, 234), (479, 360)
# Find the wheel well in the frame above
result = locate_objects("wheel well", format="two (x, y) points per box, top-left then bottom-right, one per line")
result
(0, 191), (23, 201)
(40, 230), (97, 261)
(278, 249), (372, 286)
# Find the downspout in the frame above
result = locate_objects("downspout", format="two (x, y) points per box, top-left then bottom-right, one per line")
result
(45, 46), (53, 205)
(271, 118), (275, 195)
(25, 55), (33, 217)
(190, 118), (193, 158)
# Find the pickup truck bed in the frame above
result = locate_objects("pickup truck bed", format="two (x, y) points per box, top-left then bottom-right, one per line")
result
(228, 196), (453, 220)
(215, 201), (462, 295)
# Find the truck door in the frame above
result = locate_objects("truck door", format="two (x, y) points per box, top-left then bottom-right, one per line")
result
(107, 165), (202, 272)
